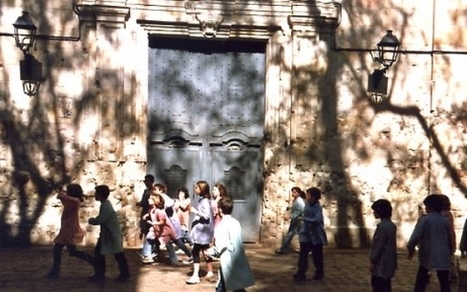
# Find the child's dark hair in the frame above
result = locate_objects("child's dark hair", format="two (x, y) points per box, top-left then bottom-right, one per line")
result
(307, 187), (322, 201)
(291, 186), (301, 193)
(178, 187), (189, 199)
(292, 186), (306, 198)
(218, 197), (234, 215)
(423, 194), (443, 213)
(437, 194), (451, 211)
(371, 199), (393, 218)
(145, 174), (155, 184)
(95, 185), (110, 200)
(214, 182), (229, 198)
(67, 184), (85, 202)
(196, 181), (211, 199)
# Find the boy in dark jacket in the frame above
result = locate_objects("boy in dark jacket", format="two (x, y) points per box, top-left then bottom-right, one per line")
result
(370, 199), (397, 292)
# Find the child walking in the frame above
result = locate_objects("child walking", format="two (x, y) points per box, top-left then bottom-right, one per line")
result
(460, 216), (467, 258)
(293, 187), (327, 282)
(140, 195), (161, 264)
(186, 180), (215, 284)
(153, 184), (192, 265)
(407, 194), (452, 292)
(440, 194), (457, 283)
(208, 197), (255, 292)
(147, 192), (192, 266)
(276, 187), (306, 255)
(174, 187), (193, 246)
(47, 184), (94, 278)
(211, 182), (229, 227)
(136, 174), (154, 240)
(88, 185), (130, 282)
(145, 194), (178, 262)
(369, 199), (397, 292)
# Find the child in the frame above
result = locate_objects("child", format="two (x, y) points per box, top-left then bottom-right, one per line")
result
(186, 180), (215, 284)
(136, 174), (154, 240)
(293, 187), (327, 281)
(140, 196), (160, 264)
(208, 197), (255, 292)
(174, 187), (193, 246)
(276, 187), (306, 255)
(440, 194), (457, 283)
(369, 199), (397, 292)
(150, 194), (192, 266)
(47, 184), (94, 278)
(145, 194), (180, 264)
(153, 185), (192, 265)
(407, 194), (452, 292)
(88, 185), (130, 282)
(153, 183), (178, 236)
(460, 217), (467, 258)
(211, 182), (229, 227)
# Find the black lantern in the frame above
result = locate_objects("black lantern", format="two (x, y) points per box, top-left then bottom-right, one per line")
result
(376, 30), (400, 69)
(20, 53), (42, 96)
(13, 11), (37, 53)
(368, 69), (389, 103)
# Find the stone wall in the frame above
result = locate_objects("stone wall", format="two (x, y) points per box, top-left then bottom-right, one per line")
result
(1, 0), (467, 250)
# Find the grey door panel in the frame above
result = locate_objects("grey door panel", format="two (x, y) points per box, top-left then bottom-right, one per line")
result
(148, 37), (265, 242)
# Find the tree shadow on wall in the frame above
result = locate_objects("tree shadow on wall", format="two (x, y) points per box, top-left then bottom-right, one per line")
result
(316, 0), (467, 248)
(372, 101), (467, 196)
(0, 1), (137, 247)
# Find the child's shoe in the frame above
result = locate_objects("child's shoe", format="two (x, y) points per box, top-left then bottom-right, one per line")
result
(275, 249), (286, 256)
(313, 272), (324, 280)
(293, 272), (306, 282)
(142, 256), (155, 264)
(114, 274), (130, 282)
(88, 275), (106, 281)
(46, 271), (59, 279)
(205, 272), (217, 282)
(186, 275), (201, 284)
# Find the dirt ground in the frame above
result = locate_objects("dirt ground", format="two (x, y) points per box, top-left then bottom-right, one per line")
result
(0, 245), (461, 292)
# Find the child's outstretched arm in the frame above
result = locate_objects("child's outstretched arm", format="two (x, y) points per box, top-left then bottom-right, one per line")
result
(88, 203), (112, 225)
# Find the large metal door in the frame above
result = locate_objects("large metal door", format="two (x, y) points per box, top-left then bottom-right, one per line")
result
(147, 37), (265, 242)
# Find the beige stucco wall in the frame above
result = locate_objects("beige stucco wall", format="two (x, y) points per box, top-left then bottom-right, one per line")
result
(1, 0), (467, 249)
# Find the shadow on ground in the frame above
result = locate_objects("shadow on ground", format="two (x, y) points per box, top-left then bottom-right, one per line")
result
(0, 245), (459, 292)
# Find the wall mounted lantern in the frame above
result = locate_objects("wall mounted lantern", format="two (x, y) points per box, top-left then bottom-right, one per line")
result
(20, 53), (42, 96)
(375, 30), (400, 70)
(12, 11), (42, 96)
(13, 11), (37, 54)
(6, 6), (129, 96)
(368, 30), (400, 102)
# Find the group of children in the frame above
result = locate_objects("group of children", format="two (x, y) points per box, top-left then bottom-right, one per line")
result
(136, 176), (255, 291)
(47, 178), (255, 291)
(138, 180), (192, 266)
(47, 184), (130, 282)
(371, 193), (465, 292)
(50, 178), (467, 291)
(275, 186), (466, 292)
(275, 186), (328, 282)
